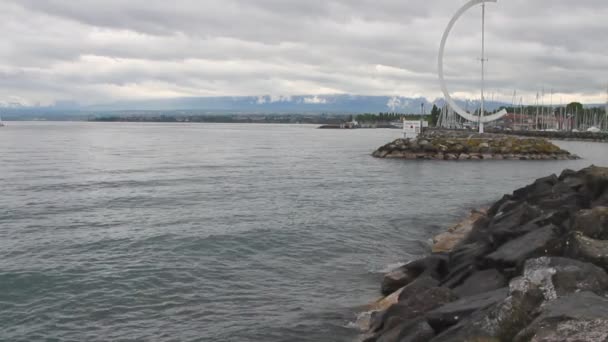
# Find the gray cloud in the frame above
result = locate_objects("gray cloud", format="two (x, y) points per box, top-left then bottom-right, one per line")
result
(0, 0), (607, 105)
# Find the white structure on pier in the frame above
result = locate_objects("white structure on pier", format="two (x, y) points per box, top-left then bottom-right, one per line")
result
(438, 0), (507, 133)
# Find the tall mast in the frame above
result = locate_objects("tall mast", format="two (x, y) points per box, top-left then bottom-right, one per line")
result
(605, 84), (608, 131)
(535, 92), (539, 130)
(550, 89), (553, 129)
(479, 2), (486, 134)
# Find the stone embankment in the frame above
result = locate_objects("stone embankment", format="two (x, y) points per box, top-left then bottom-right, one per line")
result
(362, 166), (608, 341)
(372, 130), (579, 161)
(486, 129), (608, 142)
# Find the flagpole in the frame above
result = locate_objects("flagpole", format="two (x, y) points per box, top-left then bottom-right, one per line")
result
(479, 2), (486, 134)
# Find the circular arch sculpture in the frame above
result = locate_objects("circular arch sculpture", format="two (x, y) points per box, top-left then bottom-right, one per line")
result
(438, 0), (507, 123)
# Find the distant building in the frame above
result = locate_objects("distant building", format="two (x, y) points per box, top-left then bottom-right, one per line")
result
(496, 113), (535, 130)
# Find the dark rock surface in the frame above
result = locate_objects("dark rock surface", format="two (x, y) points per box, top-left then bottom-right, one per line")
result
(566, 232), (608, 271)
(486, 127), (608, 142)
(513, 291), (608, 342)
(452, 269), (507, 298)
(426, 288), (508, 332)
(484, 224), (562, 268)
(366, 166), (608, 341)
(371, 287), (457, 335)
(381, 254), (448, 296)
(366, 318), (435, 342)
(572, 206), (608, 239)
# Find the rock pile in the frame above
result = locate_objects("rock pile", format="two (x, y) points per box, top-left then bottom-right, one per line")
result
(486, 129), (608, 143)
(363, 166), (608, 341)
(372, 131), (579, 160)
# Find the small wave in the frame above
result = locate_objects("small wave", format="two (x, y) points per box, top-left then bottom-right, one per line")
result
(346, 311), (373, 331)
(370, 261), (408, 274)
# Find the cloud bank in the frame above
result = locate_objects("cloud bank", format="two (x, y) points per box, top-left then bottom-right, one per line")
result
(1, 0), (607, 105)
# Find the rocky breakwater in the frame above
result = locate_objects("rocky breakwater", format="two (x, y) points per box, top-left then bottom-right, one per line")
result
(487, 129), (608, 143)
(372, 131), (579, 160)
(362, 166), (608, 341)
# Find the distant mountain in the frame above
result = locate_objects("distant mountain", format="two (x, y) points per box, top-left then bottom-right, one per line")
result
(10, 94), (595, 120)
(82, 95), (512, 113)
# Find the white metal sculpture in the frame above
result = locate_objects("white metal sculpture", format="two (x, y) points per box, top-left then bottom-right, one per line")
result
(438, 0), (507, 133)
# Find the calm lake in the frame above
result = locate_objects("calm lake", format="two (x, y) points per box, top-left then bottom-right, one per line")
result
(1, 122), (606, 341)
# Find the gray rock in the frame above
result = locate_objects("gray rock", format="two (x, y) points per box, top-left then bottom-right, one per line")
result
(453, 269), (507, 298)
(442, 242), (492, 289)
(381, 255), (448, 296)
(433, 153), (445, 160)
(509, 257), (608, 302)
(373, 287), (458, 334)
(484, 224), (562, 268)
(593, 188), (608, 207)
(397, 275), (440, 302)
(536, 192), (591, 212)
(482, 202), (543, 245)
(386, 151), (405, 158)
(371, 318), (436, 342)
(430, 290), (543, 342)
(512, 174), (558, 201)
(513, 291), (608, 342)
(382, 266), (419, 296)
(458, 153), (470, 160)
(566, 232), (608, 271)
(453, 144), (465, 153)
(572, 206), (608, 239)
(368, 276), (441, 333)
(426, 287), (508, 332)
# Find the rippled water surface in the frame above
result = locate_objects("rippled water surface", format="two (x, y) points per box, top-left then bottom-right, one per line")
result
(1, 122), (607, 341)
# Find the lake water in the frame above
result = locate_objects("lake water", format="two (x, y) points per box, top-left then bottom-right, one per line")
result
(1, 122), (607, 341)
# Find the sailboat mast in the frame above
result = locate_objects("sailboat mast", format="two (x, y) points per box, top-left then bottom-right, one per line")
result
(605, 84), (608, 131)
(479, 2), (486, 134)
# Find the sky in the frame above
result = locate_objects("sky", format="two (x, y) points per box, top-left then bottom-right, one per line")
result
(1, 0), (607, 106)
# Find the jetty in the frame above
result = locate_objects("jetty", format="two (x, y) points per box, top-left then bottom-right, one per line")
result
(486, 128), (608, 143)
(362, 166), (608, 341)
(372, 130), (579, 161)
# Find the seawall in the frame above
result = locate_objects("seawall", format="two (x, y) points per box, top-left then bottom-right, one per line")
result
(361, 165), (608, 341)
(372, 130), (579, 161)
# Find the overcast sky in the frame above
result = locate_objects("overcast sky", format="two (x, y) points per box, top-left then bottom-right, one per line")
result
(1, 0), (607, 106)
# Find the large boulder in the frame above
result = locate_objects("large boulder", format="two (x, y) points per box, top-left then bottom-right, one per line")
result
(430, 289), (543, 342)
(453, 269), (507, 298)
(580, 166), (608, 199)
(397, 275), (440, 302)
(535, 192), (591, 212)
(367, 318), (435, 342)
(368, 275), (440, 330)
(513, 291), (608, 342)
(512, 174), (558, 201)
(372, 287), (457, 334)
(510, 257), (608, 300)
(441, 242), (492, 288)
(467, 202), (541, 246)
(381, 255), (448, 296)
(572, 206), (608, 239)
(566, 232), (608, 271)
(426, 288), (508, 333)
(484, 225), (562, 269)
(432, 210), (487, 253)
